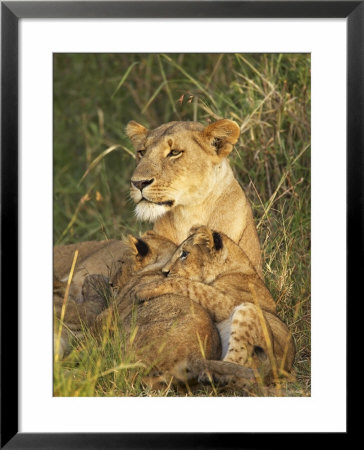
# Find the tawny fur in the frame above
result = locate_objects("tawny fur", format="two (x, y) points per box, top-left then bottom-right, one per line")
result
(53, 232), (177, 359)
(130, 226), (295, 375)
(53, 275), (109, 359)
(126, 119), (263, 278)
(54, 232), (255, 388)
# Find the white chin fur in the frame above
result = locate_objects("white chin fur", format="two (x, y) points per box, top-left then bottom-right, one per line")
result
(135, 202), (168, 222)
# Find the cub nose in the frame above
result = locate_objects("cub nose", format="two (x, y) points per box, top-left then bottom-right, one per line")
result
(131, 178), (154, 191)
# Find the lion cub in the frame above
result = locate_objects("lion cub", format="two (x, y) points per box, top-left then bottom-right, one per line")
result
(54, 234), (176, 302)
(55, 232), (256, 389)
(53, 232), (176, 358)
(132, 226), (295, 375)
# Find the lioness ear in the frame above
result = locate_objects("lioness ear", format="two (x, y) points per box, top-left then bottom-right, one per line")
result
(202, 119), (240, 158)
(126, 121), (149, 148)
(127, 235), (150, 258)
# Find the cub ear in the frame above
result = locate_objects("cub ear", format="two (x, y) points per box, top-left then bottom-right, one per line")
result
(212, 231), (223, 251)
(202, 119), (240, 158)
(190, 226), (214, 250)
(188, 225), (204, 236)
(189, 226), (224, 252)
(127, 235), (149, 258)
(126, 121), (149, 148)
(141, 230), (159, 238)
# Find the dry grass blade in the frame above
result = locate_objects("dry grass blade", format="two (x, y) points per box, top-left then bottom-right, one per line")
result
(240, 89), (275, 134)
(141, 80), (167, 114)
(257, 144), (310, 229)
(54, 250), (79, 362)
(79, 144), (135, 185)
(157, 55), (179, 116)
(161, 54), (217, 108)
(56, 187), (94, 244)
(111, 61), (139, 99)
(249, 282), (281, 392)
(196, 331), (206, 359)
(129, 324), (139, 346)
(161, 376), (175, 396)
(236, 54), (281, 97)
(233, 70), (266, 96)
(280, 300), (302, 374)
(206, 54), (224, 88)
(198, 100), (222, 121)
(95, 361), (146, 380)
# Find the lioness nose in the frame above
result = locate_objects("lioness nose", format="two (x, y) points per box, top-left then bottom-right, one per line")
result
(131, 178), (154, 191)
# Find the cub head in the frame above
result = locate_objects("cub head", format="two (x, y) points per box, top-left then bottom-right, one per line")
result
(126, 119), (240, 222)
(161, 226), (228, 284)
(110, 231), (176, 289)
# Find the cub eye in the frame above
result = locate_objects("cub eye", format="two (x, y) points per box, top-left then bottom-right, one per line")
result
(167, 149), (182, 158)
(180, 250), (189, 260)
(137, 150), (146, 158)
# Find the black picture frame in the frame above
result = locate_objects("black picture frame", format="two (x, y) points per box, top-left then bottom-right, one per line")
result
(1, 1), (360, 448)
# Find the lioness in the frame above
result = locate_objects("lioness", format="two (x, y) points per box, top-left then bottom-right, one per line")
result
(55, 232), (256, 389)
(130, 226), (295, 375)
(127, 119), (263, 278)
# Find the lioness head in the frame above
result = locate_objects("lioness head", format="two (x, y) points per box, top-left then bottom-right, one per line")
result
(126, 119), (240, 222)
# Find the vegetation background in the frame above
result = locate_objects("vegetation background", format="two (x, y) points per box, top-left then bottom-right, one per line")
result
(54, 53), (311, 397)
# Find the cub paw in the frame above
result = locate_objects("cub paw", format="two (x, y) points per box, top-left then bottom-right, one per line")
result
(197, 371), (251, 388)
(198, 371), (229, 386)
(129, 285), (155, 304)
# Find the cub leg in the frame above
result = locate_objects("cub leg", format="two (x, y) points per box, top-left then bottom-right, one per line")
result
(189, 359), (255, 389)
(222, 303), (273, 369)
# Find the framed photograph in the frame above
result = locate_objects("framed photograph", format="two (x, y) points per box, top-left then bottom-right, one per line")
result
(2, 1), (359, 447)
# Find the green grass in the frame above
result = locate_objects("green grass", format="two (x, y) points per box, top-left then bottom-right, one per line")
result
(53, 53), (311, 397)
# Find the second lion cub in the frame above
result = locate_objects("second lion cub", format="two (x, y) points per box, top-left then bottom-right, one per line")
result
(132, 226), (295, 376)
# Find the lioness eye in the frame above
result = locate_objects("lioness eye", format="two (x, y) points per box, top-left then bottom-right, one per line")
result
(137, 150), (146, 157)
(167, 150), (182, 157)
(180, 250), (189, 260)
